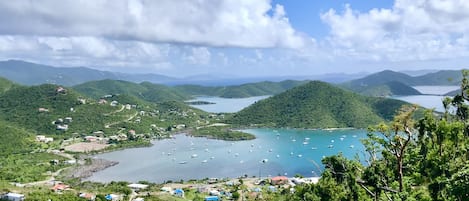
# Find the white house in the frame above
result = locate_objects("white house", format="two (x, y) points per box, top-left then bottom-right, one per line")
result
(1, 192), (25, 201)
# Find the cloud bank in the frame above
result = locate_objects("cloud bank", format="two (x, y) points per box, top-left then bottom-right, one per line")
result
(0, 0), (305, 48)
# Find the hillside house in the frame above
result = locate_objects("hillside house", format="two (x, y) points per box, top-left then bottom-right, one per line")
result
(78, 98), (86, 104)
(271, 176), (289, 185)
(125, 104), (131, 110)
(36, 135), (53, 143)
(84, 136), (99, 142)
(1, 192), (25, 201)
(56, 87), (67, 93)
(110, 101), (118, 107)
(93, 131), (105, 137)
(51, 183), (70, 192)
(79, 193), (95, 201)
(64, 117), (73, 123)
(173, 189), (184, 197)
(56, 124), (69, 130)
(98, 99), (108, 104)
(38, 108), (49, 112)
(127, 183), (148, 192)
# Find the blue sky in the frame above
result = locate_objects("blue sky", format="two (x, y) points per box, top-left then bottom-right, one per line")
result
(0, 0), (468, 77)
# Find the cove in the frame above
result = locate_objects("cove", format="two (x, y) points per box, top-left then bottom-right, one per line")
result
(87, 128), (366, 183)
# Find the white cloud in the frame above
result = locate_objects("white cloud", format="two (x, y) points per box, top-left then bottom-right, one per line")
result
(0, 0), (306, 48)
(183, 47), (211, 65)
(320, 0), (469, 62)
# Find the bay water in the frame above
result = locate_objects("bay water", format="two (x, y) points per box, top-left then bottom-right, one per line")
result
(87, 128), (366, 183)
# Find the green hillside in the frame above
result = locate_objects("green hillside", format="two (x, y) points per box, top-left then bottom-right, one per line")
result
(415, 70), (461, 85)
(73, 79), (190, 102)
(0, 120), (35, 156)
(229, 81), (408, 128)
(0, 77), (18, 93)
(358, 81), (422, 96)
(175, 80), (309, 98)
(0, 82), (214, 138)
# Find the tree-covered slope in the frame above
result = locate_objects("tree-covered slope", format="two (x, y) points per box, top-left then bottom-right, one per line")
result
(358, 81), (422, 96)
(229, 81), (408, 128)
(0, 120), (34, 156)
(73, 79), (190, 102)
(175, 80), (309, 98)
(0, 77), (19, 94)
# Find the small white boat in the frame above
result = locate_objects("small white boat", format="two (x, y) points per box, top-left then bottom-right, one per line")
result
(331, 140), (335, 143)
(191, 154), (198, 158)
(303, 141), (309, 145)
(297, 154), (302, 158)
(339, 137), (344, 141)
(205, 148), (209, 152)
(234, 153), (239, 157)
(311, 147), (318, 150)
(290, 152), (294, 155)
(349, 145), (355, 148)
(179, 161), (187, 164)
(328, 144), (334, 148)
(249, 149), (253, 152)
(292, 139), (297, 142)
(202, 160), (208, 163)
(240, 160), (244, 163)
(352, 135), (357, 138)
(269, 149), (273, 152)
(304, 137), (310, 141)
(251, 144), (254, 147)
(276, 154), (280, 158)
(210, 156), (215, 159)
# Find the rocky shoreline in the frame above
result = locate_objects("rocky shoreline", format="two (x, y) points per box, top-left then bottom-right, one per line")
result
(64, 158), (118, 180)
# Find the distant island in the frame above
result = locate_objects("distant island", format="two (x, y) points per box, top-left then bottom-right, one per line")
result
(185, 100), (216, 105)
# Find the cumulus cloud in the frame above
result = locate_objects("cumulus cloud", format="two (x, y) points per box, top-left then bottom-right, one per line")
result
(320, 0), (469, 62)
(183, 47), (211, 65)
(0, 0), (305, 48)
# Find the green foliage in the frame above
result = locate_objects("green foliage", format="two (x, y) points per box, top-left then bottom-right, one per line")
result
(175, 80), (309, 98)
(191, 126), (255, 141)
(73, 80), (190, 103)
(229, 81), (407, 128)
(0, 153), (69, 183)
(358, 81), (422, 96)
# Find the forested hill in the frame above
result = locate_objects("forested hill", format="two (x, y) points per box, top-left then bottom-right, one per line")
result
(229, 81), (408, 128)
(353, 81), (422, 96)
(72, 79), (191, 102)
(175, 80), (309, 98)
(341, 70), (462, 96)
(0, 77), (19, 93)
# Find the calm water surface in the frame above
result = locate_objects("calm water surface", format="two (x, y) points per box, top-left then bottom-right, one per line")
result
(87, 128), (366, 183)
(189, 96), (269, 113)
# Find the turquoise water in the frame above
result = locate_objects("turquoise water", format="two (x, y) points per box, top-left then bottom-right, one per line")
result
(189, 96), (269, 113)
(87, 128), (366, 183)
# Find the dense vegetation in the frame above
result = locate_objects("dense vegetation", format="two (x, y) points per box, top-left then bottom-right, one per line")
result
(73, 79), (190, 102)
(190, 126), (255, 141)
(279, 71), (469, 200)
(341, 70), (461, 96)
(175, 80), (309, 98)
(229, 81), (407, 128)
(350, 81), (422, 96)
